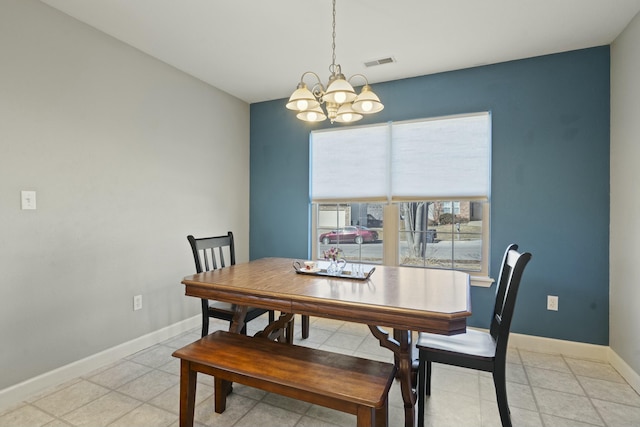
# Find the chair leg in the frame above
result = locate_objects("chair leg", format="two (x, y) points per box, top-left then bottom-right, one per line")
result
(493, 368), (512, 427)
(201, 318), (208, 338)
(425, 360), (432, 396)
(417, 356), (426, 427)
(302, 315), (310, 339)
(268, 310), (275, 323)
(201, 300), (210, 338)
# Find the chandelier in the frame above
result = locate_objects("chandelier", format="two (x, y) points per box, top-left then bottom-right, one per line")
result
(286, 0), (384, 124)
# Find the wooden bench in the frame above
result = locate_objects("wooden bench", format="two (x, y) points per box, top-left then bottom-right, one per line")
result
(172, 330), (397, 427)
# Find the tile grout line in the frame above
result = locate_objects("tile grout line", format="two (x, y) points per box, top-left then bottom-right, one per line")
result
(563, 353), (609, 427)
(517, 347), (547, 427)
(30, 379), (115, 426)
(3, 321), (639, 427)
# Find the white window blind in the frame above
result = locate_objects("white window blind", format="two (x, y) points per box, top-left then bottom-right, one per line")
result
(310, 123), (389, 201)
(391, 113), (491, 200)
(310, 112), (491, 202)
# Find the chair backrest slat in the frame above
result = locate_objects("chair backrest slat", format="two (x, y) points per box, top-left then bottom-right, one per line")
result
(489, 244), (532, 358)
(217, 246), (225, 268)
(203, 248), (211, 271)
(187, 232), (236, 274)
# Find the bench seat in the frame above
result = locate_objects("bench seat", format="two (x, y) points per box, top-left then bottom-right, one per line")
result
(172, 330), (397, 427)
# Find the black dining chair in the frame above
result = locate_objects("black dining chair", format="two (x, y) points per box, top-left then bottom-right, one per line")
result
(187, 232), (277, 337)
(416, 244), (532, 427)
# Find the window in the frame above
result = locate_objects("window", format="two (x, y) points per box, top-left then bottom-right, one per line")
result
(316, 203), (384, 265)
(398, 200), (485, 272)
(310, 112), (491, 282)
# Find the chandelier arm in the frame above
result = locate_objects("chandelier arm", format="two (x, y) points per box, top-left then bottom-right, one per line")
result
(299, 71), (326, 100)
(347, 74), (370, 86)
(299, 71), (323, 85)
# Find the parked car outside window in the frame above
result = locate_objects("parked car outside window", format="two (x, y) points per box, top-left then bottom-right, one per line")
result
(319, 226), (378, 244)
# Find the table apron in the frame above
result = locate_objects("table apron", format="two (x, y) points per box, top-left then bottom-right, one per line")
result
(292, 300), (466, 335)
(185, 286), (292, 313)
(186, 286), (467, 335)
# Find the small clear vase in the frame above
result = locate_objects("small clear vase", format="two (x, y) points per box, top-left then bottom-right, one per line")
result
(327, 259), (338, 275)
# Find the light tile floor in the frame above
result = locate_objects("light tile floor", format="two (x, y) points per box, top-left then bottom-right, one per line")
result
(2, 315), (640, 427)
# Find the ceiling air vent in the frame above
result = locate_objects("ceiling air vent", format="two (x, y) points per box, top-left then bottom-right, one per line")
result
(364, 57), (396, 67)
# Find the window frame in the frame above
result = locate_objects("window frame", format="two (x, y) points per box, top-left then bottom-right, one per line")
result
(309, 112), (493, 287)
(311, 202), (492, 287)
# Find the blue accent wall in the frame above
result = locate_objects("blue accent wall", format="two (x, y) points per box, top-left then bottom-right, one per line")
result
(250, 47), (610, 345)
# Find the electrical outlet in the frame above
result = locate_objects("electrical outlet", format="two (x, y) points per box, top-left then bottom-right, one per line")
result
(133, 295), (142, 311)
(547, 295), (558, 311)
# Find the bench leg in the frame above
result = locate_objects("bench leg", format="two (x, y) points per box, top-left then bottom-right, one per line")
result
(214, 377), (230, 414)
(375, 400), (389, 427)
(179, 360), (197, 427)
(356, 406), (376, 427)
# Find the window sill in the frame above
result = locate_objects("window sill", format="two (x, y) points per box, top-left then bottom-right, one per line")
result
(470, 275), (494, 288)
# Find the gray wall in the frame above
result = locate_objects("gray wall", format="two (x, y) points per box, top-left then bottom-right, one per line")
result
(0, 0), (250, 390)
(611, 11), (640, 377)
(251, 47), (611, 346)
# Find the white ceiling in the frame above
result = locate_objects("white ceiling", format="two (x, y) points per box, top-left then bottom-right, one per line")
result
(40, 0), (640, 104)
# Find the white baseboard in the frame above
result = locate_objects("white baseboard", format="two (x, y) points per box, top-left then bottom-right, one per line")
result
(609, 348), (640, 395)
(0, 315), (200, 412)
(505, 331), (640, 394)
(506, 331), (610, 361)
(506, 331), (640, 394)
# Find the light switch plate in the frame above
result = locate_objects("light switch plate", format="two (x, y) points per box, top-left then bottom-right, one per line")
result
(133, 295), (142, 311)
(21, 191), (36, 210)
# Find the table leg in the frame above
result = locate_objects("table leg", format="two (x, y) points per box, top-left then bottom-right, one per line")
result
(229, 305), (248, 334)
(369, 326), (415, 427)
(255, 312), (294, 342)
(231, 305), (293, 343)
(222, 305), (250, 396)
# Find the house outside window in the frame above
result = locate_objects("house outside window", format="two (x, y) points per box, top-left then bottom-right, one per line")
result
(441, 201), (460, 215)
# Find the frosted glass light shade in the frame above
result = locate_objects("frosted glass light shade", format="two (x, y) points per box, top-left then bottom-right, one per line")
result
(323, 77), (356, 105)
(297, 106), (327, 122)
(352, 85), (384, 114)
(334, 103), (363, 123)
(286, 84), (319, 111)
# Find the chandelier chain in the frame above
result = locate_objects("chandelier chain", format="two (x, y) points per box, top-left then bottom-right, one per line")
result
(331, 0), (336, 70)
(286, 0), (383, 123)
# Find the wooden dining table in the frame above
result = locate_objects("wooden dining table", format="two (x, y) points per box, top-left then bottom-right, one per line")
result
(181, 257), (471, 427)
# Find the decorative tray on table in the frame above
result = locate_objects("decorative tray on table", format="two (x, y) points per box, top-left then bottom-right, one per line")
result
(292, 261), (375, 281)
